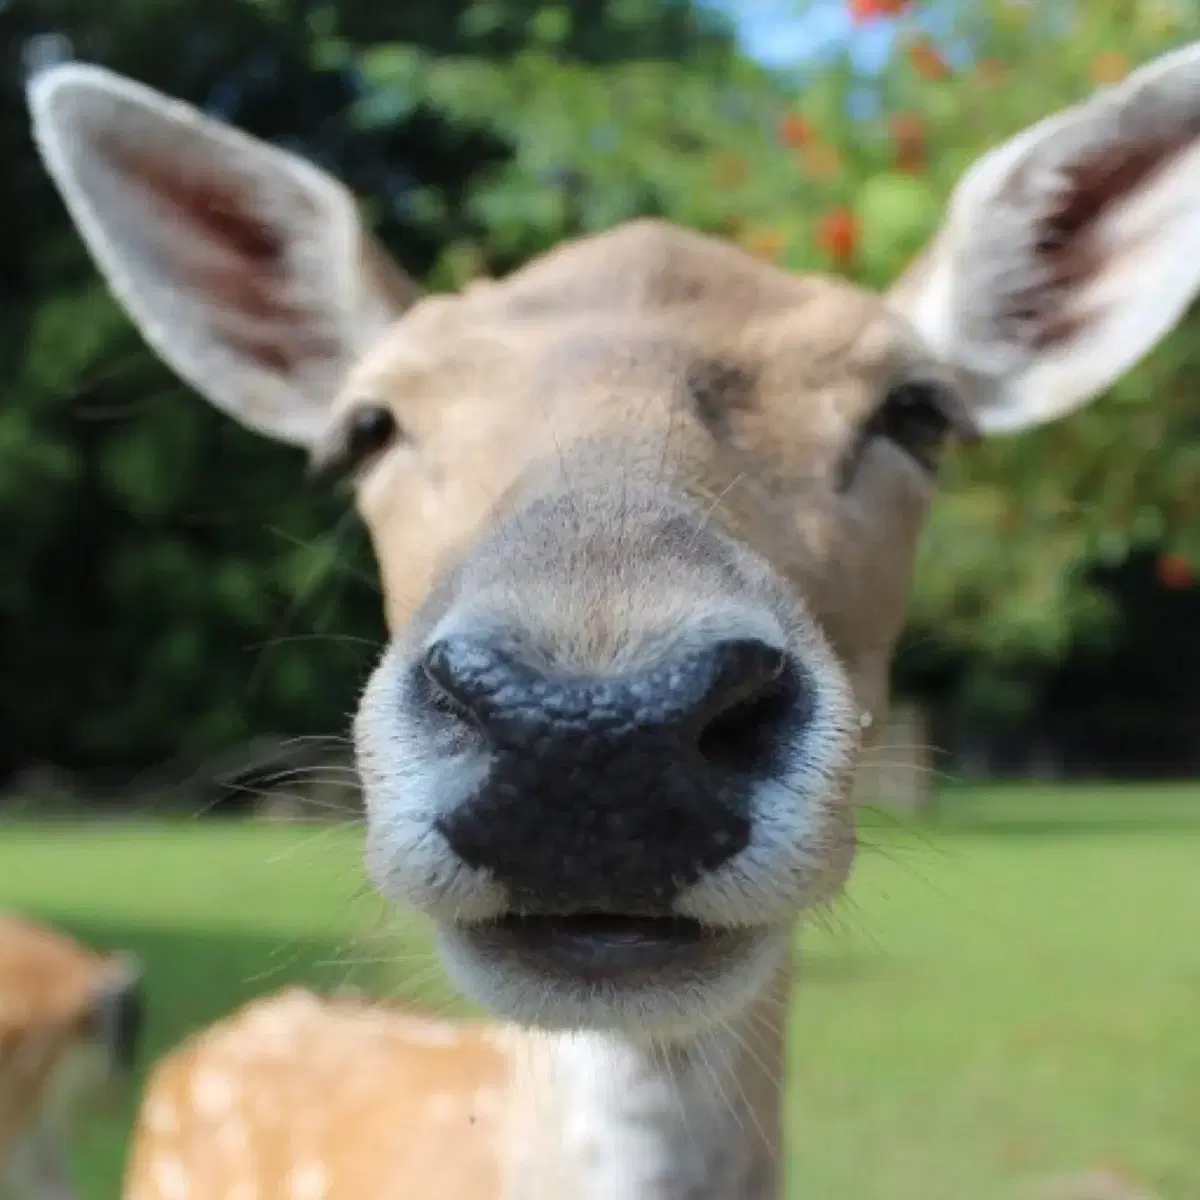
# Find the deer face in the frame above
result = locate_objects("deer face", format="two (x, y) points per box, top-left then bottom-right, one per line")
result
(342, 249), (950, 1029)
(29, 43), (1200, 1035)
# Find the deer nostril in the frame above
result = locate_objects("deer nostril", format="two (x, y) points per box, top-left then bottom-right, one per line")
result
(692, 643), (807, 776)
(416, 632), (808, 782)
(418, 639), (492, 728)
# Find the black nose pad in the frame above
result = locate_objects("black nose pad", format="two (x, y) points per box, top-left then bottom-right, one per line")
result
(424, 635), (805, 912)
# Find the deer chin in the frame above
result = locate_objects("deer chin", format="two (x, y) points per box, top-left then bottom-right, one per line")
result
(433, 914), (787, 1036)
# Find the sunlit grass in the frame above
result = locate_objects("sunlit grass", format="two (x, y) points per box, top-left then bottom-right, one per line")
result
(2, 784), (1198, 1199)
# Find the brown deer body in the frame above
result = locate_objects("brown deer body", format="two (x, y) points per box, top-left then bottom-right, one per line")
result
(27, 40), (1200, 1199)
(0, 914), (142, 1200)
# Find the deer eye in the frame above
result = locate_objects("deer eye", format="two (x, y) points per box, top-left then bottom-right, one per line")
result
(867, 380), (956, 474)
(310, 403), (401, 481)
(344, 404), (399, 468)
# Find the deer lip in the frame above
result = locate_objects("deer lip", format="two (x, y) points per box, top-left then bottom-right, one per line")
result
(456, 913), (737, 976)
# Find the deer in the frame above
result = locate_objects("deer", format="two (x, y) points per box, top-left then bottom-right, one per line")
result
(26, 38), (1200, 1200)
(0, 913), (143, 1200)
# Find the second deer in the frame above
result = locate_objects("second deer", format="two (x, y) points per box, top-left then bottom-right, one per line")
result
(0, 913), (142, 1200)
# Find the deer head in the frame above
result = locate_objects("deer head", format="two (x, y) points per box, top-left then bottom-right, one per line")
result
(27, 43), (1200, 1044)
(0, 914), (143, 1199)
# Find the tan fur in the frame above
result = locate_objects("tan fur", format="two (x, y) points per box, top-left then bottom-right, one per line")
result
(0, 915), (138, 1200)
(25, 41), (1200, 1200)
(340, 220), (929, 716)
(123, 989), (513, 1200)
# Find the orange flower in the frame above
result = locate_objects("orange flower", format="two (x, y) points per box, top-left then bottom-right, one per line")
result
(712, 154), (750, 189)
(1156, 552), (1194, 590)
(778, 113), (815, 149)
(908, 39), (949, 81)
(815, 207), (858, 267)
(849, 0), (883, 20)
(743, 227), (787, 262)
(803, 142), (843, 182)
(849, 0), (911, 21)
(1089, 51), (1129, 85)
(889, 112), (926, 172)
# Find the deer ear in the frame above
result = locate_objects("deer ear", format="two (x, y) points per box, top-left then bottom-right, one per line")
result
(890, 40), (1200, 435)
(27, 63), (418, 448)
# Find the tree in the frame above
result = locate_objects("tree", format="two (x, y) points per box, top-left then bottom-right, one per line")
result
(5, 0), (1200, 782)
(357, 1), (1200, 731)
(0, 0), (747, 781)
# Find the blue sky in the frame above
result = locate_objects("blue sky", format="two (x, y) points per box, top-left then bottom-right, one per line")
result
(706, 0), (972, 74)
(707, 0), (901, 72)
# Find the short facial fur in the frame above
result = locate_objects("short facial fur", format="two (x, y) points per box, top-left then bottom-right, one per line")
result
(346, 240), (943, 1029)
(26, 43), (1200, 1039)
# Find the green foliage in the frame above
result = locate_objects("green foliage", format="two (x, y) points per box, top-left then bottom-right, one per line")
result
(6, 0), (1200, 776)
(0, 0), (747, 778)
(0, 0), (395, 774)
(884, 4), (1200, 675)
(353, 0), (1200, 717)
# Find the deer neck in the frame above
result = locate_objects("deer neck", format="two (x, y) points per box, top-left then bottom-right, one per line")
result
(508, 944), (792, 1200)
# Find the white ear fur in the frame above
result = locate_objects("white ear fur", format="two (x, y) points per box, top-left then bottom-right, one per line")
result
(890, 39), (1200, 435)
(27, 63), (417, 447)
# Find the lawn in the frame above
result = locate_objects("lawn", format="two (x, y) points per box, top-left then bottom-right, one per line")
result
(2, 784), (1198, 1200)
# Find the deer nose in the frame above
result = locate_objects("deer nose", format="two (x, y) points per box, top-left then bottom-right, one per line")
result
(421, 633), (808, 912)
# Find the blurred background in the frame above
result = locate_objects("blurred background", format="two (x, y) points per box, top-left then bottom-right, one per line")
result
(1, 0), (1198, 1197)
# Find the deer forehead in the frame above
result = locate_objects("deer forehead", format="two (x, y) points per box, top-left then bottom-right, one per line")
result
(336, 226), (938, 635)
(340, 222), (921, 439)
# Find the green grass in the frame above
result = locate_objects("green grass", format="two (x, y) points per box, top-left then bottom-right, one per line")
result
(3, 784), (1199, 1200)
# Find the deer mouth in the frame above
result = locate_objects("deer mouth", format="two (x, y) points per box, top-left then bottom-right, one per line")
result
(434, 911), (782, 1031)
(448, 912), (761, 981)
